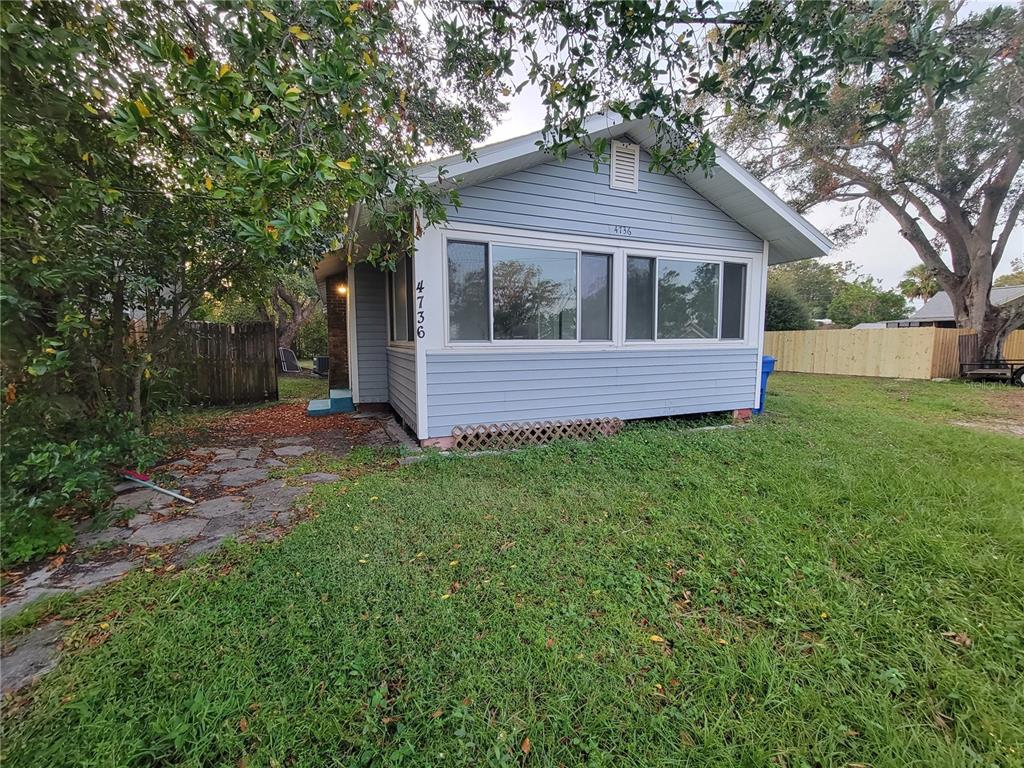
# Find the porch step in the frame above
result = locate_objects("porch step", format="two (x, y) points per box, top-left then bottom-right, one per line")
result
(306, 388), (355, 417)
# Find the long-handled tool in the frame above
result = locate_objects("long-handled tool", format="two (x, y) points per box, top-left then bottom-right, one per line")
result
(120, 469), (195, 504)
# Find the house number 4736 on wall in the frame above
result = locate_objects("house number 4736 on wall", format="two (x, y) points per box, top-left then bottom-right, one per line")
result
(415, 280), (425, 339)
(612, 224), (633, 236)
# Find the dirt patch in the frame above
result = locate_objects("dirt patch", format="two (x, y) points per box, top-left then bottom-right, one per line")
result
(953, 387), (1024, 437)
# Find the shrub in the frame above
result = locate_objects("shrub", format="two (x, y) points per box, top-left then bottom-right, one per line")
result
(0, 399), (162, 566)
(765, 284), (814, 331)
(294, 312), (327, 360)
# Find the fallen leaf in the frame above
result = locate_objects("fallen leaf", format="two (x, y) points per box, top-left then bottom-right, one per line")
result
(545, 637), (554, 649)
(430, 708), (443, 719)
(98, 622), (110, 631)
(204, 175), (213, 191)
(649, 635), (665, 643)
(941, 631), (972, 648)
(239, 716), (248, 733)
(521, 736), (531, 755)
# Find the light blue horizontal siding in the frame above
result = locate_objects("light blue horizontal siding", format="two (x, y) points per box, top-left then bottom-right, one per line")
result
(354, 263), (389, 403)
(424, 348), (758, 437)
(445, 151), (761, 252)
(387, 346), (417, 427)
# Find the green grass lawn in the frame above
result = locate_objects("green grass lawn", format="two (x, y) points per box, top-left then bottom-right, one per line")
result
(3, 375), (1022, 767)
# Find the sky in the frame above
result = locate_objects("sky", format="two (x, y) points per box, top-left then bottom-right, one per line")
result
(478, 32), (1022, 292)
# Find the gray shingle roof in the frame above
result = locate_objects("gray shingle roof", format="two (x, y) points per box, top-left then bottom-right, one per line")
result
(909, 285), (1024, 322)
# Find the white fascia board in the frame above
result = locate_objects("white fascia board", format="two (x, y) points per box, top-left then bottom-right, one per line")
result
(414, 113), (633, 187)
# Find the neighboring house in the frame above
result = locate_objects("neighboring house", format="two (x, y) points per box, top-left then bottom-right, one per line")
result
(851, 321), (890, 330)
(315, 114), (832, 446)
(885, 286), (1024, 328)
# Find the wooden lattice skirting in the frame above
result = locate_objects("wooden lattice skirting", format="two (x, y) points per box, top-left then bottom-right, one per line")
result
(451, 417), (624, 452)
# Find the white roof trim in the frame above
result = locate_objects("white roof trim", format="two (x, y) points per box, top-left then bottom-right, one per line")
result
(413, 115), (832, 265)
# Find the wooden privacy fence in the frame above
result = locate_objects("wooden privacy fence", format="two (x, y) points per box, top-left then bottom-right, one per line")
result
(178, 321), (278, 405)
(764, 327), (1024, 380)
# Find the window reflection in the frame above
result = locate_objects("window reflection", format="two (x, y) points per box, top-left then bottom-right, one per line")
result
(492, 245), (577, 340)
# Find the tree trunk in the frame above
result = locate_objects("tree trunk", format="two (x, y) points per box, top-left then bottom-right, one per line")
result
(270, 283), (319, 351)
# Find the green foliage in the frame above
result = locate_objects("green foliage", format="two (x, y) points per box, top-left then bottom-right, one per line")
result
(899, 264), (942, 302)
(827, 281), (910, 327)
(3, 375), (1022, 766)
(0, 400), (162, 566)
(294, 312), (327, 359)
(764, 283), (813, 331)
(768, 260), (857, 318)
(993, 257), (1024, 288)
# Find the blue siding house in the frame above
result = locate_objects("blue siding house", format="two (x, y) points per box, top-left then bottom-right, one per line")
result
(315, 115), (831, 445)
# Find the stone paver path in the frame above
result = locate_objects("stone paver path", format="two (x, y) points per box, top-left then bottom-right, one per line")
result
(1, 413), (417, 694)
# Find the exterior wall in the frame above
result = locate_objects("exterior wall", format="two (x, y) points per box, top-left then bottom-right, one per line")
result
(387, 346), (417, 427)
(424, 347), (758, 437)
(408, 150), (772, 442)
(353, 263), (389, 403)
(444, 150), (762, 253)
(325, 274), (349, 389)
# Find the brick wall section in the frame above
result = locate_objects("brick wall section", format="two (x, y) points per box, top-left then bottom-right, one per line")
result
(325, 274), (349, 389)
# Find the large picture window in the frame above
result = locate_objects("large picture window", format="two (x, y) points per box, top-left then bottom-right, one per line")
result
(446, 241), (612, 343)
(626, 256), (747, 341)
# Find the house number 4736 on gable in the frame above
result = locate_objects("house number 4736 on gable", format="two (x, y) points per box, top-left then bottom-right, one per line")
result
(612, 224), (633, 236)
(415, 281), (425, 339)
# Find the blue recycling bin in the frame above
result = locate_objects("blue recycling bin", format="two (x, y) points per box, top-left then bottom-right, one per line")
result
(754, 355), (776, 414)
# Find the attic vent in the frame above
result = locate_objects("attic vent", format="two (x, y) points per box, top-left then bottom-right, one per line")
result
(609, 140), (640, 192)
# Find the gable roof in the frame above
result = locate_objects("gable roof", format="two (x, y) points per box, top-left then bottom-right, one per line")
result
(909, 285), (1024, 322)
(415, 113), (833, 265)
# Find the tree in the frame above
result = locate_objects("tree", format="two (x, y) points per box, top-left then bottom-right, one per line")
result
(827, 281), (910, 327)
(2, 0), (502, 424)
(764, 283), (813, 331)
(768, 260), (857, 318)
(898, 264), (942, 302)
(718, 3), (1023, 359)
(994, 257), (1024, 287)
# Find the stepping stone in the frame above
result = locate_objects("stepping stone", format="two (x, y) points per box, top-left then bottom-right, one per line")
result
(128, 518), (206, 547)
(210, 448), (238, 460)
(55, 559), (135, 591)
(262, 458), (286, 468)
(76, 526), (131, 548)
(300, 472), (341, 483)
(272, 437), (311, 446)
(169, 458), (192, 467)
(110, 489), (172, 513)
(219, 467), (268, 486)
(208, 458), (257, 472)
(126, 513), (154, 529)
(273, 445), (313, 457)
(192, 496), (246, 519)
(1, 621), (64, 694)
(237, 447), (261, 461)
(248, 480), (306, 514)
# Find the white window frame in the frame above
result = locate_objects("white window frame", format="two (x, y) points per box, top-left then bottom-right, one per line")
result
(624, 252), (746, 345)
(438, 223), (756, 351)
(386, 253), (416, 350)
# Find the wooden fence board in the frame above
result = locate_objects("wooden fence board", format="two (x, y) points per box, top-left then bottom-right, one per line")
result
(764, 328), (1024, 381)
(177, 321), (278, 405)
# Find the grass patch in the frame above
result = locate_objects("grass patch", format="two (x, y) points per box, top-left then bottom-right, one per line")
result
(1, 592), (78, 645)
(278, 376), (328, 403)
(277, 444), (405, 479)
(2, 374), (1022, 767)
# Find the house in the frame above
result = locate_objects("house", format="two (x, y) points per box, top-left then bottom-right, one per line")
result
(314, 114), (832, 446)
(885, 286), (1024, 328)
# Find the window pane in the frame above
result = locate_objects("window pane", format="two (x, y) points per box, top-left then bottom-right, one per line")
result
(580, 253), (611, 340)
(657, 260), (720, 339)
(447, 241), (489, 341)
(721, 262), (747, 339)
(390, 256), (410, 342)
(626, 256), (655, 340)
(492, 245), (577, 340)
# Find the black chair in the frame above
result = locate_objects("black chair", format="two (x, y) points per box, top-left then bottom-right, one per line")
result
(278, 347), (301, 374)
